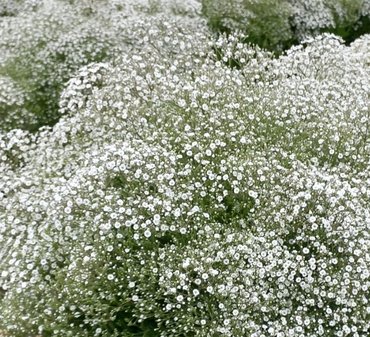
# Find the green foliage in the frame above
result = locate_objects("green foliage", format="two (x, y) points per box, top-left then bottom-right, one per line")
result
(0, 0), (42, 16)
(202, 0), (370, 52)
(202, 0), (295, 51)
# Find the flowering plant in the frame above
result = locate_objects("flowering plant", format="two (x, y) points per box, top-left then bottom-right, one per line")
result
(0, 1), (369, 336)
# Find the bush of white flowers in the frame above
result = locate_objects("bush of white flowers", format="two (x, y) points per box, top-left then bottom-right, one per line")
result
(0, 1), (116, 130)
(202, 0), (370, 51)
(0, 0), (202, 131)
(0, 0), (43, 16)
(0, 1), (369, 337)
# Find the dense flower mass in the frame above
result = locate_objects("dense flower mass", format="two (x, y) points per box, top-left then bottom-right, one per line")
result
(0, 1), (369, 337)
(0, 0), (202, 131)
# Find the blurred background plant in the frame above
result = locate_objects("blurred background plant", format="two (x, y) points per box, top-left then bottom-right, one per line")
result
(202, 0), (370, 52)
(0, 0), (203, 131)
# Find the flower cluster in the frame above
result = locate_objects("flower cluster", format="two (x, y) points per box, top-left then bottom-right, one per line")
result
(0, 0), (115, 130)
(0, 1), (369, 337)
(0, 0), (203, 131)
(0, 0), (42, 17)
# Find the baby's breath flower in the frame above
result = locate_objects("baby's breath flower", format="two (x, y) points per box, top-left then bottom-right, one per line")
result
(0, 4), (369, 337)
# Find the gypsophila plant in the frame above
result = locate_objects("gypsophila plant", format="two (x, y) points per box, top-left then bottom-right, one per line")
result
(0, 0), (43, 17)
(0, 0), (203, 131)
(0, 0), (118, 130)
(0, 1), (369, 337)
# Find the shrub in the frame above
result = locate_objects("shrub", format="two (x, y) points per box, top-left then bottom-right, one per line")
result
(0, 26), (369, 337)
(0, 1), (121, 131)
(0, 0), (203, 131)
